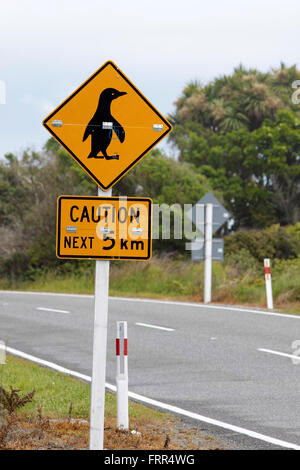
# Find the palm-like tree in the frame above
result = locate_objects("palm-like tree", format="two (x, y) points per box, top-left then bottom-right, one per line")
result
(219, 106), (249, 132)
(168, 63), (300, 152)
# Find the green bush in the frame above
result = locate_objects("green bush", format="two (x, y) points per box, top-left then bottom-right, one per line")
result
(224, 224), (300, 263)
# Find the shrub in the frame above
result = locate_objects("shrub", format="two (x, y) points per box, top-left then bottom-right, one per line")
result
(224, 224), (300, 263)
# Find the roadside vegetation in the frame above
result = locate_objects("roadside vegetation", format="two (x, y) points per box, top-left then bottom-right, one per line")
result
(1, 253), (299, 313)
(1, 222), (299, 313)
(0, 63), (299, 312)
(0, 355), (223, 450)
(0, 355), (160, 420)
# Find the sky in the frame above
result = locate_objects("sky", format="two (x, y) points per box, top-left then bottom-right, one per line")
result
(0, 0), (299, 159)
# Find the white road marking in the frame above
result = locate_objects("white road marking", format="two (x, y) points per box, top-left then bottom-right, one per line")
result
(135, 322), (174, 332)
(1, 290), (299, 320)
(36, 307), (70, 314)
(112, 296), (300, 320)
(4, 345), (300, 450)
(6, 346), (90, 381)
(258, 348), (300, 362)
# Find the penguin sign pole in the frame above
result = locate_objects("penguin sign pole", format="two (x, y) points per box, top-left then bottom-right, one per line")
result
(42, 60), (172, 451)
(89, 185), (111, 450)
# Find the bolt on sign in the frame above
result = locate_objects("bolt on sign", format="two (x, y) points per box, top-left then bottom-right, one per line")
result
(43, 61), (172, 191)
(57, 196), (152, 260)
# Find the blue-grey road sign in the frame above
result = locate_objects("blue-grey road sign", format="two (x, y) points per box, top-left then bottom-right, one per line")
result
(191, 238), (224, 262)
(187, 192), (230, 235)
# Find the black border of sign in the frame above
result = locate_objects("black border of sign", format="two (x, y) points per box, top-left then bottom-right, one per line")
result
(57, 195), (152, 260)
(43, 61), (172, 190)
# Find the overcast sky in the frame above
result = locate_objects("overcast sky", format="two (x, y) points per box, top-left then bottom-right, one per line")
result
(0, 0), (299, 159)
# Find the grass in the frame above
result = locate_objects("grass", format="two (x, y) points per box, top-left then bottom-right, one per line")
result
(0, 354), (165, 421)
(0, 355), (224, 450)
(0, 255), (299, 314)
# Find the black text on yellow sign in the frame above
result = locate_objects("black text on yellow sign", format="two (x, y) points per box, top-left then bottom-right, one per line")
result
(56, 196), (152, 260)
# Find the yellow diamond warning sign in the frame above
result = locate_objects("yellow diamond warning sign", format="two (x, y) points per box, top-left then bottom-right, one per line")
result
(43, 61), (172, 190)
(57, 196), (152, 260)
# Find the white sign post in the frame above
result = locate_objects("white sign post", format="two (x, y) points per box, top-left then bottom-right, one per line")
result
(89, 186), (112, 450)
(204, 203), (213, 304)
(264, 258), (273, 310)
(187, 193), (231, 303)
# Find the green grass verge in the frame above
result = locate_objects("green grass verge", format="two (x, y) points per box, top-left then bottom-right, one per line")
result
(0, 354), (165, 421)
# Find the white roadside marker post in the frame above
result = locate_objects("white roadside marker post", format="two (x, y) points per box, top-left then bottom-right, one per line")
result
(264, 258), (274, 310)
(116, 321), (129, 430)
(0, 341), (6, 427)
(89, 186), (112, 450)
(204, 203), (213, 304)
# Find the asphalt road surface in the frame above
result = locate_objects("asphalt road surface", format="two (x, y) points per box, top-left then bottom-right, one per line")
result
(0, 290), (300, 450)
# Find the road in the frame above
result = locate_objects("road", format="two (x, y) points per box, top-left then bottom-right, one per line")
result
(0, 290), (300, 450)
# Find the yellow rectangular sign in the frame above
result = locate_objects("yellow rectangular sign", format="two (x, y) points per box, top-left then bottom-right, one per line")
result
(57, 196), (152, 260)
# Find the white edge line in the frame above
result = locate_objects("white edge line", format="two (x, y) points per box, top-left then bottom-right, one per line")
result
(0, 290), (93, 299)
(0, 290), (299, 320)
(112, 297), (299, 320)
(37, 307), (70, 314)
(6, 346), (91, 382)
(258, 348), (300, 361)
(135, 322), (174, 332)
(4, 345), (300, 450)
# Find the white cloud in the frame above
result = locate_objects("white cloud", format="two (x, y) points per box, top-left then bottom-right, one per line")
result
(0, 0), (299, 158)
(20, 95), (54, 113)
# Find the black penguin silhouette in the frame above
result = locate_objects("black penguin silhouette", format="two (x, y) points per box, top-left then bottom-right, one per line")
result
(83, 88), (126, 160)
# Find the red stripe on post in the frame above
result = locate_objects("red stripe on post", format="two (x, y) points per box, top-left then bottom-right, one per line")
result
(265, 267), (271, 274)
(116, 338), (120, 356)
(124, 338), (128, 356)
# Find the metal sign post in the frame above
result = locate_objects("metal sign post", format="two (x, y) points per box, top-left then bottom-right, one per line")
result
(187, 192), (231, 303)
(89, 186), (111, 450)
(204, 204), (213, 304)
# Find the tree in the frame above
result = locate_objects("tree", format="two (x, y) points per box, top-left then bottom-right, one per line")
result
(169, 64), (300, 229)
(252, 110), (300, 224)
(169, 64), (300, 158)
(189, 110), (300, 228)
